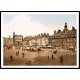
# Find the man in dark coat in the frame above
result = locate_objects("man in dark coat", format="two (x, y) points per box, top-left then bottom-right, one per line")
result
(10, 55), (13, 61)
(60, 56), (63, 63)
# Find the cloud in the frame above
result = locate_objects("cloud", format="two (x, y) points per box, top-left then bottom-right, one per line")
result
(3, 14), (76, 38)
(3, 14), (47, 37)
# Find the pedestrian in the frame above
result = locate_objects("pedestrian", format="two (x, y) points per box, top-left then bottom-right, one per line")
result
(48, 56), (49, 59)
(17, 50), (19, 56)
(16, 52), (17, 56)
(22, 53), (24, 57)
(48, 49), (52, 59)
(52, 54), (54, 60)
(10, 55), (13, 61)
(60, 56), (63, 63)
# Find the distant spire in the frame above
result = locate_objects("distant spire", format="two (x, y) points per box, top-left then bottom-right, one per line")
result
(13, 31), (15, 36)
(64, 22), (67, 29)
(65, 22), (67, 26)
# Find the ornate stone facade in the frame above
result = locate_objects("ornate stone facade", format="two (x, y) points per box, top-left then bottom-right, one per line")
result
(49, 23), (76, 50)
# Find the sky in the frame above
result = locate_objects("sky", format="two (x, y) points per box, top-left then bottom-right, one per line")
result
(2, 12), (77, 38)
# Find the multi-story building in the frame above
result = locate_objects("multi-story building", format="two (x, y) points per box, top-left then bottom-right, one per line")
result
(23, 37), (30, 45)
(3, 37), (10, 47)
(13, 32), (23, 46)
(3, 36), (13, 47)
(28, 37), (37, 48)
(3, 36), (13, 50)
(28, 36), (49, 48)
(49, 23), (76, 50)
(37, 37), (49, 48)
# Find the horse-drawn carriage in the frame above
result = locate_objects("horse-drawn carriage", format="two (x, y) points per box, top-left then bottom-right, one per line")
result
(53, 49), (57, 54)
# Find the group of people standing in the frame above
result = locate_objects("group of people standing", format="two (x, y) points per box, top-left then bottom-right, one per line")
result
(48, 49), (64, 63)
(10, 50), (25, 61)
(9, 48), (64, 64)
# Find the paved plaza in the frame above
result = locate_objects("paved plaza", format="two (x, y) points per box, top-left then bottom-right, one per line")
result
(3, 48), (76, 66)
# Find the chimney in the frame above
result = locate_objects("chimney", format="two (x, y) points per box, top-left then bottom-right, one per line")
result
(72, 26), (75, 31)
(54, 30), (56, 34)
(57, 30), (61, 33)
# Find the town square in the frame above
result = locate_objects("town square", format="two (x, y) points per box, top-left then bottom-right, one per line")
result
(2, 12), (77, 66)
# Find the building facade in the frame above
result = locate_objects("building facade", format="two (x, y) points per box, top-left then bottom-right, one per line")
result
(13, 32), (23, 46)
(29, 38), (37, 47)
(37, 37), (49, 48)
(28, 36), (49, 48)
(3, 36), (13, 50)
(3, 36), (13, 47)
(49, 23), (76, 50)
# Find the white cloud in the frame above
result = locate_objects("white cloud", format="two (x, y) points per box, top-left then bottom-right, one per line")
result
(3, 14), (76, 38)
(3, 15), (47, 37)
